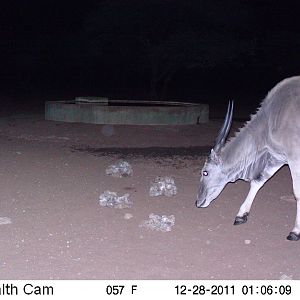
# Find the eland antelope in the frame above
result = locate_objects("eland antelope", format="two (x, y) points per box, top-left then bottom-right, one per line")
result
(196, 76), (300, 241)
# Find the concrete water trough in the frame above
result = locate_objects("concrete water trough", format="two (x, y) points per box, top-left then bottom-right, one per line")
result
(45, 97), (209, 125)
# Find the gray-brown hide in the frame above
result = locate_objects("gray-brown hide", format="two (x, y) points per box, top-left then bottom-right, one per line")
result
(196, 76), (300, 241)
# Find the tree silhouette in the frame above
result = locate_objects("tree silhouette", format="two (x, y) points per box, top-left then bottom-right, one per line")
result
(83, 0), (258, 99)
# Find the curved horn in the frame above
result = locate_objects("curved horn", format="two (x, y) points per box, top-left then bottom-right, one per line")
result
(213, 100), (234, 151)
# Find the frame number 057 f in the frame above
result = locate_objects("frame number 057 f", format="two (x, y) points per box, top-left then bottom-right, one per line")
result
(105, 285), (138, 295)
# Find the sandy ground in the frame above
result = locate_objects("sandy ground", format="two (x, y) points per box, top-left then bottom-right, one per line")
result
(0, 114), (299, 280)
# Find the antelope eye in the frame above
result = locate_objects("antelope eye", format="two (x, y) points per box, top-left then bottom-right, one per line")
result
(203, 170), (208, 176)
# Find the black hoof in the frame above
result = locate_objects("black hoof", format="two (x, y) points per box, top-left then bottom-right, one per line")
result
(287, 232), (300, 241)
(233, 213), (249, 225)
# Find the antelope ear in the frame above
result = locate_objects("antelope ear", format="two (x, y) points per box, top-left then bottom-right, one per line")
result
(210, 149), (222, 164)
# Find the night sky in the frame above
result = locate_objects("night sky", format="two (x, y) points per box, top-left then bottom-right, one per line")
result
(1, 0), (300, 115)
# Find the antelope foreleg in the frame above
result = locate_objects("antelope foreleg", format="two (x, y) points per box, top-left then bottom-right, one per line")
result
(287, 164), (300, 241)
(234, 161), (283, 226)
(234, 180), (265, 225)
